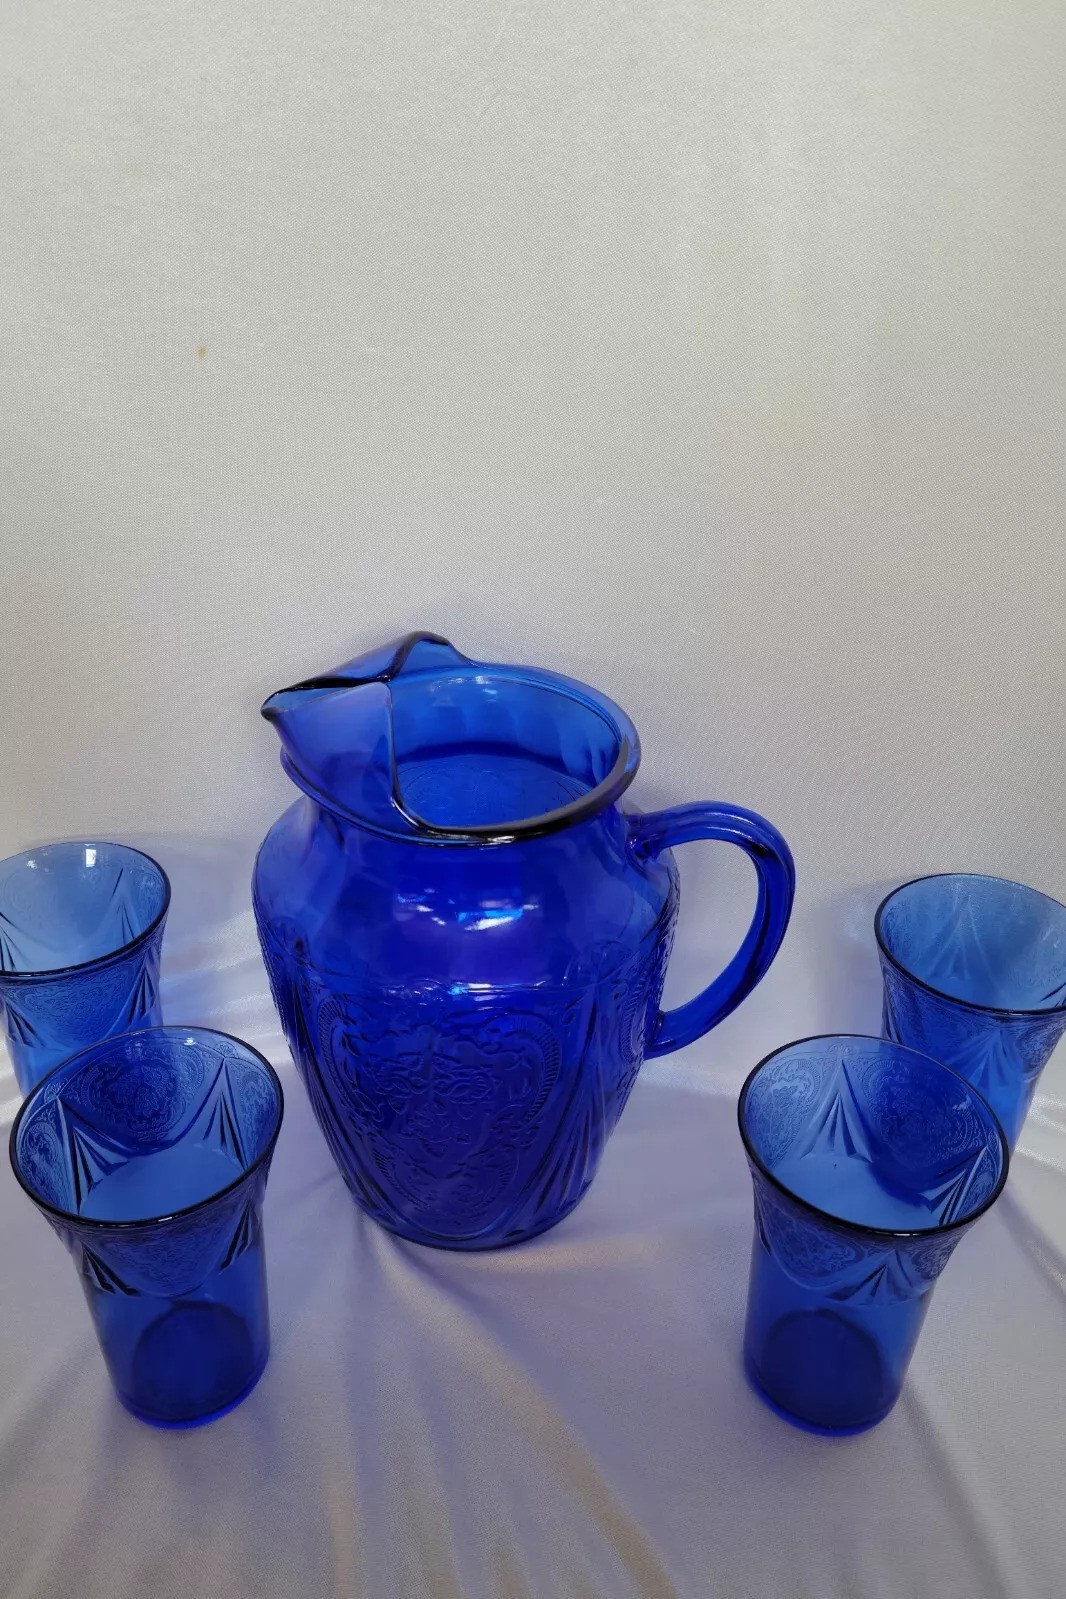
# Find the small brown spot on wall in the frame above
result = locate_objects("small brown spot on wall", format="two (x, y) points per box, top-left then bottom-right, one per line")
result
(196, 345), (208, 360)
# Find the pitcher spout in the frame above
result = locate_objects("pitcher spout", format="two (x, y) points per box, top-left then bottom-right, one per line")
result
(262, 631), (639, 844)
(261, 633), (472, 838)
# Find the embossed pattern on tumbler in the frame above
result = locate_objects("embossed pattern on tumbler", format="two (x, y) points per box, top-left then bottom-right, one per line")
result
(739, 1036), (1008, 1433)
(877, 874), (1066, 1149)
(10, 1027), (283, 1427)
(0, 842), (169, 1094)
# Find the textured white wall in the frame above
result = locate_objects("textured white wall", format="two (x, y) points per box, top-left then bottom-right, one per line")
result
(1, 1), (1063, 1071)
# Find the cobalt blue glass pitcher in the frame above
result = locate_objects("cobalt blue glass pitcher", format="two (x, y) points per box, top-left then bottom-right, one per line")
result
(253, 633), (795, 1249)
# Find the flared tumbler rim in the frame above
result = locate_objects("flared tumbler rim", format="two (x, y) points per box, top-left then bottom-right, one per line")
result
(9, 1025), (285, 1233)
(737, 1033), (1010, 1241)
(0, 841), (172, 983)
(875, 872), (1066, 1020)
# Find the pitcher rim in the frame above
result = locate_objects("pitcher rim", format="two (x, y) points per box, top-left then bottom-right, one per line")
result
(264, 632), (643, 846)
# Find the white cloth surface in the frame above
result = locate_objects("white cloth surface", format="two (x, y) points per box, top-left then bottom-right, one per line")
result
(3, 917), (1065, 1599)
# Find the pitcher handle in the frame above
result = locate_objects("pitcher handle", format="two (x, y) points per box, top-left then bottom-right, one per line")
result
(630, 802), (795, 1059)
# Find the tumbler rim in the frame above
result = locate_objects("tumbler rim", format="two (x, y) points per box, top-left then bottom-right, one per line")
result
(875, 872), (1066, 1020)
(0, 841), (171, 982)
(737, 1033), (1010, 1241)
(9, 1025), (284, 1233)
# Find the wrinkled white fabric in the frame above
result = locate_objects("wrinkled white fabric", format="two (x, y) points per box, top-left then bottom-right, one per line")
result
(2, 917), (1064, 1599)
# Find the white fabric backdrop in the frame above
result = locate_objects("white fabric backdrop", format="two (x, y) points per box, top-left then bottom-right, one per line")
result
(1, 1), (1065, 1594)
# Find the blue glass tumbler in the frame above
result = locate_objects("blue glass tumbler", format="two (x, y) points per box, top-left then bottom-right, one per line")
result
(738, 1035), (1008, 1434)
(10, 1026), (284, 1427)
(0, 842), (170, 1095)
(877, 874), (1066, 1149)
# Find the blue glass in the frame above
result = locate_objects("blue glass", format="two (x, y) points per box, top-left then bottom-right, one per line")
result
(738, 1035), (1008, 1434)
(9, 1027), (284, 1428)
(254, 632), (795, 1250)
(0, 842), (170, 1095)
(877, 874), (1066, 1150)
